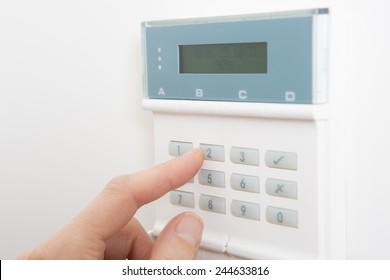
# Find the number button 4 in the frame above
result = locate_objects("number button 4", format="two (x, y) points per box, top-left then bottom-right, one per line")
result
(198, 169), (225, 188)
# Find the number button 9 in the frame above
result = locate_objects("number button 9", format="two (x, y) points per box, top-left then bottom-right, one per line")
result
(231, 200), (260, 221)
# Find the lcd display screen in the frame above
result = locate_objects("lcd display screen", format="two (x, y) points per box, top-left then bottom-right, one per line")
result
(179, 42), (267, 74)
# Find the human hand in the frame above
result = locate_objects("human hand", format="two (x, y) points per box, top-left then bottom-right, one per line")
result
(17, 148), (204, 260)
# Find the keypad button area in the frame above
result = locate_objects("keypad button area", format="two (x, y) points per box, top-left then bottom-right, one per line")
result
(266, 178), (297, 199)
(231, 200), (260, 221)
(166, 141), (300, 231)
(265, 150), (297, 170)
(198, 169), (225, 188)
(200, 143), (225, 162)
(230, 147), (259, 166)
(266, 206), (298, 228)
(199, 195), (226, 214)
(231, 174), (259, 193)
(170, 190), (194, 208)
(169, 141), (193, 156)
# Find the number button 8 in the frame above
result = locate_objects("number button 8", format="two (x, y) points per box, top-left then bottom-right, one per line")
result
(199, 195), (226, 214)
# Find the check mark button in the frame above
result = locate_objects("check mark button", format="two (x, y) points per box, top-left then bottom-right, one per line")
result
(273, 155), (285, 165)
(266, 150), (297, 170)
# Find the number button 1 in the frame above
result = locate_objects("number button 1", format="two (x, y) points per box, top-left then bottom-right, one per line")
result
(169, 141), (193, 156)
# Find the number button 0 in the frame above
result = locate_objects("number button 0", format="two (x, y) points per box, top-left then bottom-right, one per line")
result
(266, 206), (298, 228)
(199, 144), (225, 162)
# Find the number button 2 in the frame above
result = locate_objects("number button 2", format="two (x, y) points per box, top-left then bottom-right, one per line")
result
(199, 144), (225, 162)
(206, 148), (212, 159)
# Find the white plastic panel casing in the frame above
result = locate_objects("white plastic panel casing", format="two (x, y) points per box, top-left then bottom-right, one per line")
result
(145, 101), (330, 259)
(142, 9), (337, 259)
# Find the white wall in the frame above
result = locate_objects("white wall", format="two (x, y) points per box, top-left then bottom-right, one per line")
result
(0, 0), (157, 259)
(1, 0), (390, 259)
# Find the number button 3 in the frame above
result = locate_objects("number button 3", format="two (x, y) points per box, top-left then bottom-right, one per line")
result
(230, 147), (259, 166)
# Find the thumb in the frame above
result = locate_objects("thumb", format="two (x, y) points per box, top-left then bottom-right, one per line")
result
(150, 213), (203, 260)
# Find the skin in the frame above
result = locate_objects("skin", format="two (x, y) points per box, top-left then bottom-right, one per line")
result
(17, 148), (205, 260)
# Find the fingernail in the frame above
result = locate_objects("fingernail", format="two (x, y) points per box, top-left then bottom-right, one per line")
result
(175, 213), (203, 248)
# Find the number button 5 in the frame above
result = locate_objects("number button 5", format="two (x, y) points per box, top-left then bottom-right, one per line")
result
(198, 169), (225, 188)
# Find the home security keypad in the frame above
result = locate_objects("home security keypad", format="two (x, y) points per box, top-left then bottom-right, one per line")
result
(169, 141), (298, 227)
(143, 9), (329, 259)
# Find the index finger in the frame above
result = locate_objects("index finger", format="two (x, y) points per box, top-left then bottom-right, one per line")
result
(71, 148), (204, 240)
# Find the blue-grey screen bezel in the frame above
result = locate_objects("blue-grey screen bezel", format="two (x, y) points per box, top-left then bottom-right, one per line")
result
(144, 16), (313, 103)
